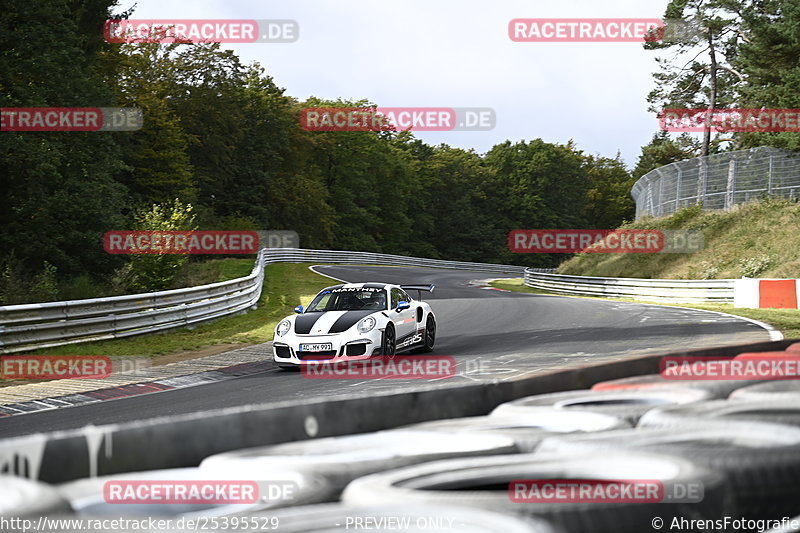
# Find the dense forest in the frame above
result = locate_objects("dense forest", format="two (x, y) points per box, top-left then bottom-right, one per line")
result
(1, 0), (798, 302)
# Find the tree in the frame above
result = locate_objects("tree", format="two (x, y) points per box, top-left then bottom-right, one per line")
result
(119, 199), (198, 291)
(735, 0), (800, 151)
(646, 0), (746, 156)
(301, 98), (415, 253)
(0, 0), (129, 281)
(631, 132), (700, 179)
(109, 43), (196, 204)
(484, 139), (592, 266)
(583, 154), (636, 229)
(410, 145), (499, 261)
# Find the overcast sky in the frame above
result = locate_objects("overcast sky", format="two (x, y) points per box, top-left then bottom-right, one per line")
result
(116, 0), (671, 167)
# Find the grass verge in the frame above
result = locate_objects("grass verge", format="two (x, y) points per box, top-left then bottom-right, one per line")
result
(490, 278), (800, 339)
(29, 263), (335, 357)
(557, 200), (800, 279)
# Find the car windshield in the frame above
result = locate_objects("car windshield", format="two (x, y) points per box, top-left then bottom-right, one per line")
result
(306, 287), (388, 312)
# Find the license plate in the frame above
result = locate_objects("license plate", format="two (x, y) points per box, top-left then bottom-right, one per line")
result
(300, 343), (332, 352)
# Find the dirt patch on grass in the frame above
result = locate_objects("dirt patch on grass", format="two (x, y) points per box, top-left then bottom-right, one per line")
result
(148, 343), (255, 366)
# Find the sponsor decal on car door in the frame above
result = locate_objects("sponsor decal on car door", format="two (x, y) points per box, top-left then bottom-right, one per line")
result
(391, 288), (417, 346)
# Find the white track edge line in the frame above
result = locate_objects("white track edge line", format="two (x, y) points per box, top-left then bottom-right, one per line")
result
(308, 265), (352, 283)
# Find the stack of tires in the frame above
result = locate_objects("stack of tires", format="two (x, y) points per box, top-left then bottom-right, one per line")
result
(5, 348), (800, 532)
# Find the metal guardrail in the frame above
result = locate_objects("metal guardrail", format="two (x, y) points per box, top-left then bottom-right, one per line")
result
(631, 146), (800, 219)
(0, 248), (550, 354)
(524, 270), (734, 304)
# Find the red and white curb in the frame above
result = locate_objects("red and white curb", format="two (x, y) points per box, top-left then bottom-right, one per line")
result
(469, 278), (514, 292)
(0, 346), (272, 418)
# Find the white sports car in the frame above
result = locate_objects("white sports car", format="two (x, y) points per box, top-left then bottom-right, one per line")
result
(272, 282), (436, 368)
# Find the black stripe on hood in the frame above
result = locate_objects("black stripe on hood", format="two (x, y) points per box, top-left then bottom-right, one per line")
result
(294, 312), (324, 334)
(328, 310), (376, 333)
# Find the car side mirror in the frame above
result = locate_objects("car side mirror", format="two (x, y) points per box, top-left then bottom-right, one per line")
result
(294, 305), (304, 314)
(396, 301), (411, 312)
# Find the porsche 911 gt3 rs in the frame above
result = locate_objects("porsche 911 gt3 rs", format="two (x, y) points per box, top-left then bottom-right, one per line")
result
(272, 282), (436, 368)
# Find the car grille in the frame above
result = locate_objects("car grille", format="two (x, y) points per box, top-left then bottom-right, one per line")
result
(345, 343), (368, 356)
(297, 350), (337, 360)
(274, 345), (292, 358)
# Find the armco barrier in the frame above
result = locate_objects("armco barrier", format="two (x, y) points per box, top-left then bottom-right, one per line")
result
(524, 270), (735, 304)
(1, 338), (794, 483)
(0, 249), (551, 354)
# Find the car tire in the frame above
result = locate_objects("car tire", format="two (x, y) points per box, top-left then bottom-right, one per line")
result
(591, 373), (762, 399)
(0, 475), (72, 517)
(200, 430), (517, 495)
(537, 421), (800, 519)
(247, 503), (560, 533)
(414, 315), (436, 354)
(397, 410), (630, 452)
(729, 381), (800, 402)
(57, 467), (333, 517)
(341, 452), (732, 533)
(379, 325), (396, 357)
(638, 399), (800, 430)
(764, 514), (800, 533)
(490, 388), (712, 425)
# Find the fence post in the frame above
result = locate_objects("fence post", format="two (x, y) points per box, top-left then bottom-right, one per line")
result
(726, 159), (736, 210)
(675, 167), (682, 211)
(768, 155), (774, 196)
(697, 156), (707, 206)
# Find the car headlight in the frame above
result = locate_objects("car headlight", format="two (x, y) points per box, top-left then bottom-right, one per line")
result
(357, 316), (376, 333)
(276, 319), (291, 337)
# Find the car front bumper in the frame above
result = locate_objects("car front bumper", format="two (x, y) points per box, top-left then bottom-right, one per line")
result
(272, 330), (383, 366)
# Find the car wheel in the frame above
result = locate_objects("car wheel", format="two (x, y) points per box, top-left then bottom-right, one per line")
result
(380, 325), (396, 357)
(416, 315), (435, 353)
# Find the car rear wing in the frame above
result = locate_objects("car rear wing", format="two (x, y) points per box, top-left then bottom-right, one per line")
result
(401, 284), (435, 300)
(401, 284), (435, 293)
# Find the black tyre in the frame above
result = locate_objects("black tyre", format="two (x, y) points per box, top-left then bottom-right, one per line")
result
(58, 467), (333, 517)
(592, 373), (763, 399)
(341, 452), (732, 533)
(0, 475), (72, 517)
(538, 421), (800, 519)
(247, 503), (560, 533)
(491, 388), (712, 425)
(729, 381), (800, 402)
(200, 430), (517, 494)
(380, 325), (396, 356)
(638, 399), (800, 429)
(765, 514), (800, 533)
(415, 315), (436, 353)
(398, 409), (629, 452)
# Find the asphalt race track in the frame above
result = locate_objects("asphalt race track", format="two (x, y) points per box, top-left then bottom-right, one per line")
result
(0, 264), (774, 438)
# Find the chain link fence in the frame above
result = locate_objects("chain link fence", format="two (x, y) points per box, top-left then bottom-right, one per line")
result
(632, 147), (800, 219)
